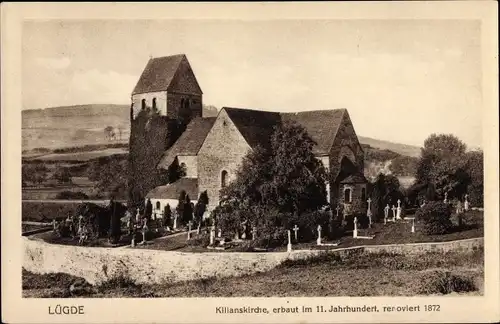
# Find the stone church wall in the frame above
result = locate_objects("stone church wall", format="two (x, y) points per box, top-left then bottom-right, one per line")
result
(197, 110), (251, 210)
(177, 155), (198, 178)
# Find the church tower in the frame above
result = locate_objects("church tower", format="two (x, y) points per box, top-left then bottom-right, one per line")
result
(128, 54), (203, 208)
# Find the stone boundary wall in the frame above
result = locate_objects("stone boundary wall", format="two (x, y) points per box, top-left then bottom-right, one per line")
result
(23, 237), (483, 286)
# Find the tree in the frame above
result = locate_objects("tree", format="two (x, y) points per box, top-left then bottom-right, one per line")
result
(216, 120), (328, 241)
(104, 126), (115, 141)
(465, 150), (483, 206)
(52, 167), (72, 184)
(414, 134), (470, 201)
(194, 191), (208, 227)
(167, 157), (186, 184)
(183, 195), (193, 224)
(145, 198), (153, 220)
(369, 173), (404, 220)
(415, 201), (453, 235)
(163, 204), (172, 227)
(176, 190), (187, 225)
(117, 125), (125, 141)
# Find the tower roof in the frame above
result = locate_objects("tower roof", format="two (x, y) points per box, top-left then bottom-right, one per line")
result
(132, 54), (186, 95)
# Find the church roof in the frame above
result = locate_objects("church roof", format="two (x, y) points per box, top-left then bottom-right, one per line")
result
(132, 54), (186, 95)
(157, 117), (216, 169)
(224, 107), (282, 149)
(146, 178), (199, 200)
(282, 109), (346, 155)
(223, 107), (347, 155)
(340, 172), (368, 184)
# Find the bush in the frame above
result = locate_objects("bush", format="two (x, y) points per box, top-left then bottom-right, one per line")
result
(55, 191), (89, 200)
(186, 233), (211, 247)
(417, 270), (476, 295)
(415, 201), (453, 235)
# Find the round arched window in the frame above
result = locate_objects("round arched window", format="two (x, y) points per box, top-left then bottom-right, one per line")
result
(221, 170), (228, 188)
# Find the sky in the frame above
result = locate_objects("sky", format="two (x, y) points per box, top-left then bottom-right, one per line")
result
(22, 20), (482, 148)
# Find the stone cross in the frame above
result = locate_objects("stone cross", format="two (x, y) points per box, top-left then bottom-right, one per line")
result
(411, 218), (415, 233)
(444, 192), (448, 203)
(317, 225), (322, 245)
(397, 199), (401, 208)
(187, 221), (192, 240)
(173, 213), (178, 230)
(131, 234), (136, 247)
(335, 205), (341, 218)
(384, 204), (389, 221)
(141, 223), (148, 244)
(217, 228), (222, 238)
(52, 219), (57, 230)
(287, 230), (292, 252)
(396, 205), (402, 220)
(367, 198), (372, 216)
(464, 194), (469, 211)
(368, 212), (373, 228)
(293, 225), (299, 241)
(209, 226), (215, 245)
(252, 226), (257, 240)
(135, 208), (141, 223)
(353, 216), (358, 238)
(391, 205), (396, 220)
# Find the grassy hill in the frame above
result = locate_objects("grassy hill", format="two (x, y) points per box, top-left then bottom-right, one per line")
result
(359, 136), (421, 158)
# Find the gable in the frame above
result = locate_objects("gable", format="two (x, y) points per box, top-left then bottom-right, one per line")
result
(198, 109), (252, 156)
(168, 57), (203, 95)
(333, 110), (363, 155)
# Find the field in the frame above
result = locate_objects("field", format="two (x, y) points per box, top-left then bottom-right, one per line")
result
(24, 148), (128, 162)
(22, 248), (483, 297)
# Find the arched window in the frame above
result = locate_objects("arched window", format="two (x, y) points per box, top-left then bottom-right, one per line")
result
(221, 170), (228, 188)
(152, 98), (157, 111)
(361, 187), (366, 202)
(156, 201), (161, 210)
(344, 188), (352, 203)
(141, 99), (146, 110)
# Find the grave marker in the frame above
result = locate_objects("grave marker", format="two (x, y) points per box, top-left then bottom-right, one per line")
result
(464, 194), (469, 211)
(391, 205), (396, 221)
(335, 205), (341, 219)
(396, 199), (402, 219)
(411, 218), (415, 233)
(317, 225), (322, 245)
(252, 226), (257, 240)
(209, 226), (215, 245)
(293, 225), (299, 241)
(287, 230), (292, 252)
(353, 217), (358, 238)
(384, 204), (389, 224)
(217, 228), (222, 238)
(52, 219), (57, 230)
(187, 221), (192, 240)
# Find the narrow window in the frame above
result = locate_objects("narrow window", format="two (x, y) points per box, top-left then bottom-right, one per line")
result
(361, 187), (366, 202)
(221, 170), (228, 188)
(344, 188), (352, 203)
(156, 201), (161, 210)
(141, 99), (146, 110)
(152, 98), (157, 111)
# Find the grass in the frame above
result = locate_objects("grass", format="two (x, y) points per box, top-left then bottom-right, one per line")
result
(130, 211), (483, 253)
(22, 248), (483, 298)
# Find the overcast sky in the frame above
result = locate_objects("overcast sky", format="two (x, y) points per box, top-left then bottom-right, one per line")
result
(22, 20), (482, 148)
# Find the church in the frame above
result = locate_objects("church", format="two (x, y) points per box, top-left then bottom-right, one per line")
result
(129, 54), (367, 219)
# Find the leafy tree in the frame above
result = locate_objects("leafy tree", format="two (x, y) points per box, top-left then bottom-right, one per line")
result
(183, 195), (194, 224)
(215, 120), (328, 241)
(176, 190), (187, 225)
(104, 126), (115, 141)
(369, 173), (404, 220)
(465, 150), (483, 206)
(415, 201), (453, 235)
(414, 134), (471, 201)
(389, 155), (418, 177)
(52, 167), (72, 184)
(167, 157), (186, 183)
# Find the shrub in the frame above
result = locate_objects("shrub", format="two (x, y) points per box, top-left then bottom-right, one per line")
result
(186, 233), (211, 247)
(417, 271), (476, 295)
(278, 252), (343, 268)
(415, 201), (453, 235)
(55, 191), (89, 200)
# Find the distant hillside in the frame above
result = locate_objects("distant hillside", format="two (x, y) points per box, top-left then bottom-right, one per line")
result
(358, 136), (421, 158)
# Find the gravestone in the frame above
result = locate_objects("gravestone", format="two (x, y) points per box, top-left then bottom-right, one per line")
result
(464, 194), (469, 211)
(209, 226), (215, 245)
(131, 234), (136, 247)
(173, 213), (178, 230)
(391, 205), (396, 221)
(396, 199), (402, 220)
(217, 228), (222, 238)
(241, 223), (247, 239)
(411, 218), (415, 233)
(52, 219), (57, 231)
(444, 192), (448, 204)
(187, 221), (192, 240)
(287, 230), (292, 252)
(135, 208), (141, 223)
(317, 225), (322, 245)
(293, 225), (299, 241)
(353, 217), (358, 238)
(335, 205), (341, 219)
(141, 222), (148, 244)
(252, 226), (257, 240)
(384, 204), (389, 224)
